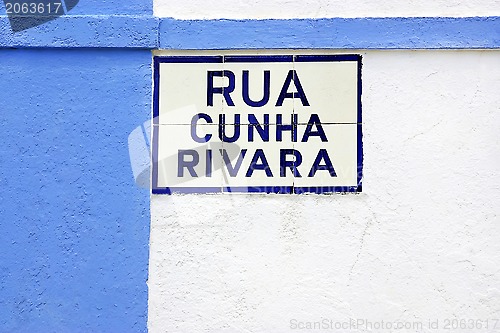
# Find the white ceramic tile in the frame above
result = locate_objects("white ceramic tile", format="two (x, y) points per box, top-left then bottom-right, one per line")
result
(222, 124), (295, 193)
(222, 56), (294, 124)
(293, 124), (360, 190)
(155, 55), (359, 125)
(293, 59), (359, 124)
(156, 59), (224, 125)
(153, 55), (362, 194)
(154, 124), (223, 192)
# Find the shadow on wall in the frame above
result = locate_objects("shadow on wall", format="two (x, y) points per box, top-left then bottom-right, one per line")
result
(3, 0), (79, 32)
(128, 114), (243, 190)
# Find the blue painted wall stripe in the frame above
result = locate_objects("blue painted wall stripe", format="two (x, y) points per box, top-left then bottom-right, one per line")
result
(0, 16), (499, 49)
(159, 17), (499, 49)
(0, 49), (151, 333)
(0, 1), (155, 333)
(0, 15), (158, 48)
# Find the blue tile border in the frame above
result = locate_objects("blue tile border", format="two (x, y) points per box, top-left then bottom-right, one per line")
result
(294, 186), (362, 194)
(152, 186), (363, 194)
(152, 187), (296, 194)
(0, 16), (498, 49)
(225, 55), (294, 62)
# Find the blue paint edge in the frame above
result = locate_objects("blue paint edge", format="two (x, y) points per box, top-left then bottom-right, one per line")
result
(0, 16), (498, 49)
(153, 57), (161, 125)
(225, 55), (294, 62)
(159, 16), (500, 49)
(153, 187), (295, 194)
(156, 55), (224, 63)
(294, 186), (361, 194)
(152, 55), (363, 194)
(357, 124), (363, 192)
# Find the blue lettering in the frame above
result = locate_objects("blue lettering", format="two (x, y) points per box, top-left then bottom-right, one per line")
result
(276, 114), (297, 142)
(220, 149), (247, 177)
(191, 113), (213, 143)
(301, 114), (328, 142)
(207, 70), (235, 106)
(280, 149), (302, 177)
(308, 149), (336, 177)
(246, 149), (273, 177)
(206, 149), (212, 177)
(275, 70), (310, 107)
(178, 150), (199, 177)
(242, 70), (270, 107)
(219, 114), (241, 142)
(248, 114), (270, 142)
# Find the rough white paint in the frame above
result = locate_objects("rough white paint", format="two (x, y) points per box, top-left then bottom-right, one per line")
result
(154, 0), (500, 19)
(149, 50), (500, 332)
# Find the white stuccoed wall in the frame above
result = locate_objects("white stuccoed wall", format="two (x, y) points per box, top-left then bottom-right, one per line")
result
(149, 50), (500, 332)
(154, 0), (500, 19)
(150, 2), (500, 332)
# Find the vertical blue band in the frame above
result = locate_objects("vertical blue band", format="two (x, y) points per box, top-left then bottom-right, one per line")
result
(0, 48), (151, 333)
(0, 0), (152, 331)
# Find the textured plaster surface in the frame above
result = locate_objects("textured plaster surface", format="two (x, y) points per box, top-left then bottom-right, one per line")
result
(0, 15), (158, 48)
(154, 0), (500, 19)
(158, 17), (500, 50)
(0, 49), (151, 332)
(149, 50), (500, 332)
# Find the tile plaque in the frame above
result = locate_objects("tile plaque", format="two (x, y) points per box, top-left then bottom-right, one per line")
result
(152, 55), (362, 194)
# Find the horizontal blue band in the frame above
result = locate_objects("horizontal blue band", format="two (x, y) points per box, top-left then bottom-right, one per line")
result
(160, 16), (500, 49)
(0, 16), (498, 49)
(0, 15), (158, 48)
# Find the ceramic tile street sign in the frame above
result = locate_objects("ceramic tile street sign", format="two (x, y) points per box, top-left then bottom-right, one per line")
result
(152, 55), (362, 194)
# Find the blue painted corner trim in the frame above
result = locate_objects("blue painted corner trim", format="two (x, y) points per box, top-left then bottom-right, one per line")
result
(159, 16), (500, 49)
(0, 15), (158, 48)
